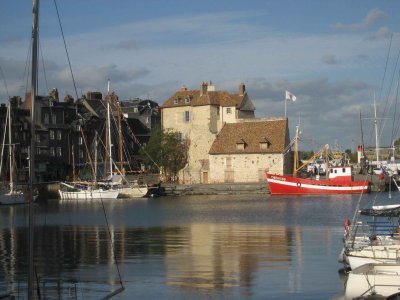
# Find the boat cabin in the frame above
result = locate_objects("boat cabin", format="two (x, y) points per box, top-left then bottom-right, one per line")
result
(328, 166), (353, 181)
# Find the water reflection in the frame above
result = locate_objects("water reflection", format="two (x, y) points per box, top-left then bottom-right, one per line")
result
(0, 194), (361, 298)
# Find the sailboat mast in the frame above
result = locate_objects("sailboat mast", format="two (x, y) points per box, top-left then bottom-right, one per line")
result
(374, 96), (379, 164)
(29, 0), (39, 297)
(107, 79), (112, 177)
(293, 125), (299, 176)
(118, 102), (123, 173)
(7, 101), (13, 193)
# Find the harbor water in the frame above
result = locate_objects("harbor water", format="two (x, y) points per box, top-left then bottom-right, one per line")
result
(0, 192), (389, 299)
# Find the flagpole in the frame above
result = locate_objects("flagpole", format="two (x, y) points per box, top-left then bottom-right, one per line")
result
(284, 97), (287, 117)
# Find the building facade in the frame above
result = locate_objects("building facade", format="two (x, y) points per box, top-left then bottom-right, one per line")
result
(161, 81), (291, 184)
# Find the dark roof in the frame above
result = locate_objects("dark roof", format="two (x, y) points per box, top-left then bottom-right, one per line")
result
(209, 119), (289, 154)
(162, 89), (245, 108)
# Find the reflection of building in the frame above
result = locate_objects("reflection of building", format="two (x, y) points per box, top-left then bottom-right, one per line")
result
(164, 223), (293, 291)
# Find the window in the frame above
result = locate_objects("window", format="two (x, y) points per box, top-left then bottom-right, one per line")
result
(57, 147), (62, 157)
(36, 134), (40, 143)
(78, 136), (83, 145)
(44, 113), (49, 124)
(226, 157), (232, 168)
(236, 143), (245, 151)
(184, 111), (191, 122)
(57, 130), (62, 140)
(226, 107), (232, 114)
(50, 130), (55, 140)
(185, 97), (190, 104)
(260, 141), (271, 150)
(177, 132), (183, 142)
(79, 150), (84, 159)
(134, 107), (138, 113)
(146, 117), (150, 123)
(173, 98), (179, 104)
(50, 147), (55, 156)
(52, 114), (57, 124)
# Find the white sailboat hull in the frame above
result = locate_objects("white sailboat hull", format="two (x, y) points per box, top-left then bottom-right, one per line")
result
(59, 188), (119, 200)
(117, 186), (148, 198)
(0, 192), (26, 205)
(347, 244), (400, 269)
(345, 263), (400, 299)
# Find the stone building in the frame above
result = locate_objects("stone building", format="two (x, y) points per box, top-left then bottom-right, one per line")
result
(209, 118), (290, 183)
(161, 81), (291, 184)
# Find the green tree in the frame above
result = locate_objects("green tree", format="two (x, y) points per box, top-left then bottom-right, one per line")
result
(299, 150), (314, 161)
(139, 126), (188, 180)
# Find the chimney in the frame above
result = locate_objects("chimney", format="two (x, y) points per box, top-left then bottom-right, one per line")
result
(25, 92), (32, 110)
(207, 80), (215, 91)
(200, 82), (208, 96)
(181, 85), (187, 91)
(239, 83), (246, 95)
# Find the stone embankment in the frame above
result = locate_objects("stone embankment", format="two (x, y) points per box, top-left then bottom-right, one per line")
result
(162, 182), (268, 196)
(162, 174), (388, 196)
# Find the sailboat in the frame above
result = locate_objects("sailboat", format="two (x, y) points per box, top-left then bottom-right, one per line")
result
(102, 84), (149, 198)
(265, 125), (371, 195)
(58, 131), (120, 200)
(0, 101), (28, 205)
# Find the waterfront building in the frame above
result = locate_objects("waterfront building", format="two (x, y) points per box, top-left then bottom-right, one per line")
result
(0, 90), (161, 182)
(209, 118), (290, 183)
(161, 81), (290, 184)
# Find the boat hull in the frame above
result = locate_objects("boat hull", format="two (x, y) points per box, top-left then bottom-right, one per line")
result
(59, 189), (119, 200)
(0, 192), (26, 205)
(347, 245), (400, 270)
(117, 186), (148, 198)
(265, 173), (370, 195)
(345, 264), (400, 299)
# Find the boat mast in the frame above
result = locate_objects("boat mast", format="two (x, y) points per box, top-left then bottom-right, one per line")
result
(293, 125), (299, 176)
(29, 0), (39, 298)
(117, 101), (123, 173)
(0, 106), (8, 178)
(107, 79), (113, 178)
(374, 95), (379, 164)
(7, 101), (14, 193)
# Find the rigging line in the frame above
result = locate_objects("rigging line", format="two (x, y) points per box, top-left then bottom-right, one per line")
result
(39, 41), (49, 94)
(24, 41), (32, 96)
(379, 47), (400, 141)
(391, 72), (400, 142)
(393, 70), (400, 139)
(377, 34), (393, 105)
(52, 0), (79, 101)
(0, 66), (10, 99)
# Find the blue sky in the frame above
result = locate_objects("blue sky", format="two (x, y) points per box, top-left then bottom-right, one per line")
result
(1, 0), (400, 151)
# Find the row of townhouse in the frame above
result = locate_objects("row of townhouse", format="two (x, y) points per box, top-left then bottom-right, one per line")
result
(0, 90), (160, 183)
(160, 81), (292, 184)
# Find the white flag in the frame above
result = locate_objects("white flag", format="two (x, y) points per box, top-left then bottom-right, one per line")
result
(285, 90), (296, 101)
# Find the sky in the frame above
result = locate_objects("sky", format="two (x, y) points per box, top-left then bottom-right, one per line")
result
(1, 0), (400, 152)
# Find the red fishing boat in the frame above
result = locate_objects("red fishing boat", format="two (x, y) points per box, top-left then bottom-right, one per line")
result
(265, 126), (370, 195)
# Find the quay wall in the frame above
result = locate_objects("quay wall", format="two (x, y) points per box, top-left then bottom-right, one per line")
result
(39, 173), (385, 199)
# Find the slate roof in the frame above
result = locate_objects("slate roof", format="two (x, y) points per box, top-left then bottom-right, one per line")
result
(209, 119), (289, 154)
(162, 89), (245, 108)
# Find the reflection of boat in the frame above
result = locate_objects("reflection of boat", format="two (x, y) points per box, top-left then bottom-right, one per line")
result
(265, 125), (370, 195)
(0, 102), (28, 205)
(344, 263), (400, 299)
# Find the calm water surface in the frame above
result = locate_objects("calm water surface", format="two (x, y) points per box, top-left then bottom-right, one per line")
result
(0, 192), (390, 299)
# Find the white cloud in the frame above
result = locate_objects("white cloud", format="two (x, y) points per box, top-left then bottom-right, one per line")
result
(333, 8), (386, 32)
